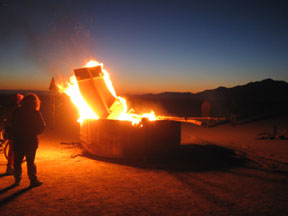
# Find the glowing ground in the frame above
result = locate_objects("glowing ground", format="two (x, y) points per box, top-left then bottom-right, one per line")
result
(1, 119), (288, 216)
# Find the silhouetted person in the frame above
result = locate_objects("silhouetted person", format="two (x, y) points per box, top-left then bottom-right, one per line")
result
(12, 93), (46, 187)
(272, 126), (277, 140)
(4, 94), (24, 175)
(229, 99), (238, 126)
(201, 100), (211, 127)
(201, 100), (211, 117)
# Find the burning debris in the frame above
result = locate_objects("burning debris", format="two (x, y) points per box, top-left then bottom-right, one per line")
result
(74, 65), (115, 119)
(58, 60), (157, 125)
(57, 60), (181, 159)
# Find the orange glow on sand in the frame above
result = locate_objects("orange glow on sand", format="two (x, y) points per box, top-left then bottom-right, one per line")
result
(58, 60), (158, 125)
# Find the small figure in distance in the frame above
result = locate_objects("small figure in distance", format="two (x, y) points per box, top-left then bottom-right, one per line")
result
(201, 100), (211, 128)
(272, 126), (277, 140)
(229, 99), (238, 126)
(12, 93), (46, 187)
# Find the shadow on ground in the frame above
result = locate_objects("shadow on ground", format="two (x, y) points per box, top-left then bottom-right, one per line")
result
(82, 144), (247, 172)
(0, 186), (32, 207)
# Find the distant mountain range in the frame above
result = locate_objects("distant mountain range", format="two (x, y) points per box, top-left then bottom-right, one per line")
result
(1, 79), (287, 118)
(126, 79), (288, 117)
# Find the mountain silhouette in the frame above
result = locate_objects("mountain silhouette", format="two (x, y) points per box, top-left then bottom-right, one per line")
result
(126, 79), (288, 118)
(1, 79), (287, 120)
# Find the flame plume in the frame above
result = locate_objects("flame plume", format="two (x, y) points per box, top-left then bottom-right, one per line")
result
(58, 60), (157, 125)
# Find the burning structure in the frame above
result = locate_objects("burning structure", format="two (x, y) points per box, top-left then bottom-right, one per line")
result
(74, 65), (115, 119)
(58, 60), (181, 159)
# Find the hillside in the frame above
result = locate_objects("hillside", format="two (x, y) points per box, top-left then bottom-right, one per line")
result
(1, 79), (287, 121)
(126, 79), (288, 117)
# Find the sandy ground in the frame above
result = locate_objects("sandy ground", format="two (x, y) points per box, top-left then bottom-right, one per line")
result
(1, 117), (288, 216)
(182, 116), (288, 168)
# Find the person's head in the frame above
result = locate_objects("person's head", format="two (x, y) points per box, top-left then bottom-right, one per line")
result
(21, 93), (41, 111)
(16, 94), (24, 106)
(8, 93), (24, 108)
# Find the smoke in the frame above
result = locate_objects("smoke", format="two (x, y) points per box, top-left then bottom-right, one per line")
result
(0, 0), (97, 77)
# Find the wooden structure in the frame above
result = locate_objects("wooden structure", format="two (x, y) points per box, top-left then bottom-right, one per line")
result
(74, 66), (115, 118)
(80, 119), (181, 159)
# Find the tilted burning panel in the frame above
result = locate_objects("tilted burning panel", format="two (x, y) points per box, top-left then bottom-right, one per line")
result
(74, 66), (115, 118)
(80, 119), (181, 159)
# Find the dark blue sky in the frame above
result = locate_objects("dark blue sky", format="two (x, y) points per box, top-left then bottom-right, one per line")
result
(0, 0), (287, 93)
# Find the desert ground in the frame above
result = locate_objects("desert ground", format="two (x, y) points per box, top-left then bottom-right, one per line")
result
(1, 116), (288, 216)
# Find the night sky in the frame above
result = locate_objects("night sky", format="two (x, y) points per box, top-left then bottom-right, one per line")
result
(0, 0), (287, 94)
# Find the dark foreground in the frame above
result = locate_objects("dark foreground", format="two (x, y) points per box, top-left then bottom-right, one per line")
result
(1, 125), (288, 216)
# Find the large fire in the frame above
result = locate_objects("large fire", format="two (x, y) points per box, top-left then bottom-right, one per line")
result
(58, 60), (157, 125)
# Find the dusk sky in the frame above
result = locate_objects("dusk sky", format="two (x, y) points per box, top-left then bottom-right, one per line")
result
(0, 0), (287, 94)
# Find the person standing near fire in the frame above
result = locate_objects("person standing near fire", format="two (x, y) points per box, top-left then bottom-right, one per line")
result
(201, 100), (211, 127)
(4, 94), (24, 175)
(12, 93), (46, 187)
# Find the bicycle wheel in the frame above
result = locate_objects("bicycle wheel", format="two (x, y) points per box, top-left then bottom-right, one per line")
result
(4, 141), (26, 163)
(0, 129), (4, 140)
(3, 139), (9, 160)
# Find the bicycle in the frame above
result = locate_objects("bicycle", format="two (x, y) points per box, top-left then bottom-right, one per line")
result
(0, 129), (9, 160)
(0, 129), (26, 163)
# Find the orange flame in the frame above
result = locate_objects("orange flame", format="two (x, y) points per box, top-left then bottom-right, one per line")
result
(58, 60), (158, 125)
(57, 75), (99, 123)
